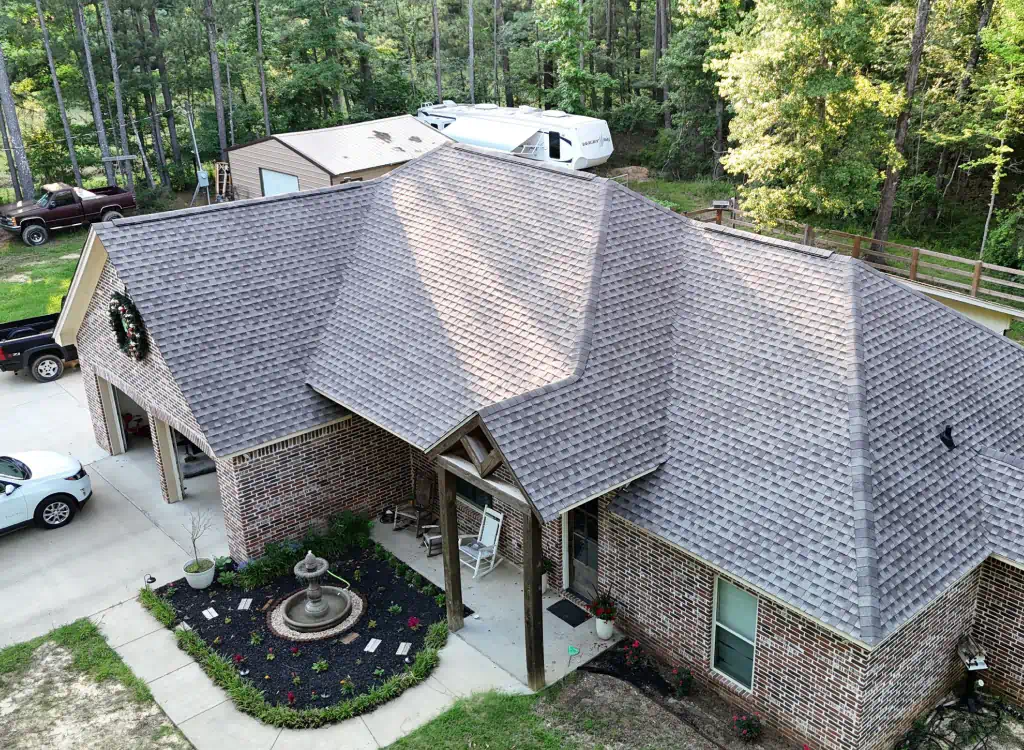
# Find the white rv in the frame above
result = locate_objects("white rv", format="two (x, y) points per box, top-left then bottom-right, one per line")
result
(415, 101), (614, 170)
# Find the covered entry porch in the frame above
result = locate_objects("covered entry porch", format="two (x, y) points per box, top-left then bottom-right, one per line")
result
(371, 456), (618, 690)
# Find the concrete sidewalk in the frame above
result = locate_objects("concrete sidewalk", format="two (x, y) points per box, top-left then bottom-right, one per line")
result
(92, 597), (528, 750)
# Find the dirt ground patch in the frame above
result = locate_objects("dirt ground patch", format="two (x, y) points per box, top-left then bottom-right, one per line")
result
(537, 671), (720, 750)
(0, 642), (190, 750)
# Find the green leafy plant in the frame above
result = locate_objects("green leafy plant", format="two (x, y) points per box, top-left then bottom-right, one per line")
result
(215, 556), (234, 572)
(372, 544), (387, 561)
(733, 714), (762, 742)
(164, 584), (178, 598)
(374, 667), (386, 677)
(420, 584), (434, 596)
(367, 620), (377, 629)
(223, 616), (232, 625)
(388, 603), (402, 615)
(218, 571), (238, 587)
(212, 636), (222, 645)
(352, 568), (362, 583)
(338, 677), (355, 695)
(434, 593), (446, 608)
(312, 659), (329, 673)
(250, 632), (263, 646)
(266, 648), (276, 661)
(588, 588), (617, 622)
(292, 672), (302, 685)
(138, 588), (176, 627)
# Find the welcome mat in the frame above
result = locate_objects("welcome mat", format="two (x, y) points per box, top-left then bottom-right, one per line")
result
(548, 598), (591, 628)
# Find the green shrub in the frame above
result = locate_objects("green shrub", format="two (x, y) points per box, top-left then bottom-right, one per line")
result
(732, 713), (762, 742)
(218, 571), (238, 587)
(670, 666), (693, 697)
(138, 588), (177, 627)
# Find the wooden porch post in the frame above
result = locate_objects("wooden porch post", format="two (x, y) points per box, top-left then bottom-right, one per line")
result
(437, 468), (464, 632)
(523, 509), (546, 691)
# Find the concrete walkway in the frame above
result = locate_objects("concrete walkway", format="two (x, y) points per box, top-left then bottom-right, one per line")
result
(92, 597), (528, 749)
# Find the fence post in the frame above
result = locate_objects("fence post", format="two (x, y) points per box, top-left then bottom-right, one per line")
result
(909, 248), (920, 281)
(802, 224), (814, 246)
(971, 261), (983, 297)
(715, 208), (723, 226)
(852, 237), (861, 259)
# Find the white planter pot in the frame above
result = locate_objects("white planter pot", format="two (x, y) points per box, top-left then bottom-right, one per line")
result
(541, 573), (550, 595)
(595, 617), (615, 640)
(183, 559), (216, 589)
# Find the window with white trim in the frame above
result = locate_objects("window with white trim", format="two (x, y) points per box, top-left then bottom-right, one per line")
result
(712, 578), (757, 689)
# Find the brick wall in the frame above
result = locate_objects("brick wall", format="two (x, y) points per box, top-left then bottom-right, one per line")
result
(973, 557), (1024, 705)
(221, 417), (413, 559)
(860, 568), (980, 750)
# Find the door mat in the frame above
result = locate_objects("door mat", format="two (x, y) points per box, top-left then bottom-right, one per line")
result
(548, 598), (591, 628)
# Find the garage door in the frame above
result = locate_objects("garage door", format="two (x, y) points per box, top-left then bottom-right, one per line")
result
(260, 168), (300, 197)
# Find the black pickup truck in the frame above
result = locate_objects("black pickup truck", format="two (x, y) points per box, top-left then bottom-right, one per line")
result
(1, 182), (135, 246)
(0, 312), (76, 383)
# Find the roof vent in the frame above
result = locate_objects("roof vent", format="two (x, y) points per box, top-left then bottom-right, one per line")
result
(940, 425), (956, 450)
(543, 110), (568, 118)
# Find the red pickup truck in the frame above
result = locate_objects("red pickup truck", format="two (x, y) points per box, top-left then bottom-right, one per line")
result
(0, 182), (136, 246)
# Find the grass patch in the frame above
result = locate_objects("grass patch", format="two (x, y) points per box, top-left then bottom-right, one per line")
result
(388, 691), (572, 749)
(1009, 321), (1024, 344)
(0, 619), (151, 703)
(0, 228), (89, 321)
(630, 178), (736, 213)
(168, 617), (448, 729)
(138, 588), (177, 628)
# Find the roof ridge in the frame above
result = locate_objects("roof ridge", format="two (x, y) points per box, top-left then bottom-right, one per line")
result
(476, 177), (613, 422)
(274, 114), (413, 138)
(846, 262), (882, 644)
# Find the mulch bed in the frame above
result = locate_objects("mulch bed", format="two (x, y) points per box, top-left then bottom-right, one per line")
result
(158, 547), (467, 710)
(580, 640), (673, 696)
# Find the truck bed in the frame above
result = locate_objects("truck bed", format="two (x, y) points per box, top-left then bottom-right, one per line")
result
(0, 313), (60, 342)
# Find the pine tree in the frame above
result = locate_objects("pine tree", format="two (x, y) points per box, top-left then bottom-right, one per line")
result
(0, 42), (34, 198)
(36, 0), (82, 187)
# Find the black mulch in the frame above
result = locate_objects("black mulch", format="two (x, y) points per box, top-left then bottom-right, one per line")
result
(580, 640), (673, 696)
(547, 598), (591, 628)
(158, 547), (469, 710)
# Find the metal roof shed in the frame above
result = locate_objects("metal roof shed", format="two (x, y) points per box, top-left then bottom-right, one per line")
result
(227, 115), (450, 200)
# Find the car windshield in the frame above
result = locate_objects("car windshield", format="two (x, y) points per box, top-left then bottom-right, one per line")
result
(0, 456), (30, 480)
(35, 193), (51, 207)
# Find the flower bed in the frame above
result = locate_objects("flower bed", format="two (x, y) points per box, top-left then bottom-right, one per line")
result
(139, 515), (468, 728)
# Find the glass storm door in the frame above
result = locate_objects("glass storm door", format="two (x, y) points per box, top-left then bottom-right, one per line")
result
(570, 500), (599, 599)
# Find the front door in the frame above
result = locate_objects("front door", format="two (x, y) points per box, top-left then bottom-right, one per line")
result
(569, 500), (599, 599)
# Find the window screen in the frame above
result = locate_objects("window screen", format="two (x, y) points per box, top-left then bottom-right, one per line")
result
(713, 578), (757, 689)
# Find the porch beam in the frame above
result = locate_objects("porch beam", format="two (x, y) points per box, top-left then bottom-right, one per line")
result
(437, 467), (465, 632)
(479, 448), (503, 478)
(437, 454), (532, 512)
(523, 509), (546, 691)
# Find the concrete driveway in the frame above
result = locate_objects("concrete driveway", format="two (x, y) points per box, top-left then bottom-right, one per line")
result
(0, 368), (226, 647)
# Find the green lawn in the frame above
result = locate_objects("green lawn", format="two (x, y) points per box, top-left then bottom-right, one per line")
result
(0, 229), (89, 322)
(387, 691), (570, 749)
(629, 178), (737, 213)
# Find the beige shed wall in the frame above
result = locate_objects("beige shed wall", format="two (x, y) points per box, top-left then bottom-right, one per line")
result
(331, 165), (396, 184)
(228, 139), (331, 200)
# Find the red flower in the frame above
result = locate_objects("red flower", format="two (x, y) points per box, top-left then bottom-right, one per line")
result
(233, 654), (244, 664)
(290, 646), (300, 655)
(632, 640), (639, 648)
(287, 691), (295, 705)
(407, 616), (421, 630)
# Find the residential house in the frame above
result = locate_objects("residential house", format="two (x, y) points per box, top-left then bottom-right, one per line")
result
(55, 143), (1024, 750)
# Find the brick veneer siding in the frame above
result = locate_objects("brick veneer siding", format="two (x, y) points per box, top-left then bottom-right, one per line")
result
(860, 568), (980, 750)
(220, 416), (413, 559)
(973, 557), (1024, 705)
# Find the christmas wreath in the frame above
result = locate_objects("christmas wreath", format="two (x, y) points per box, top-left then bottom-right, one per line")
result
(108, 290), (149, 361)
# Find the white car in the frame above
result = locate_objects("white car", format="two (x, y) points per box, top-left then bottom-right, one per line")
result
(0, 452), (92, 532)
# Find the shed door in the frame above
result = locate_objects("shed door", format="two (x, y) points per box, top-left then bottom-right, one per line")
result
(259, 168), (300, 197)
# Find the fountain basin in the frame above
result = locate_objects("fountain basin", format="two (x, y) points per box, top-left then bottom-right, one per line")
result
(280, 585), (352, 633)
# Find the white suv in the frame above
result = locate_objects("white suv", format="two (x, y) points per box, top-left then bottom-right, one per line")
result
(0, 452), (92, 532)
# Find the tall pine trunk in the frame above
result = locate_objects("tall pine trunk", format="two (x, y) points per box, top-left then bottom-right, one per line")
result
(100, 0), (134, 191)
(349, 2), (373, 110)
(495, 0), (501, 101)
(603, 0), (613, 111)
(0, 42), (35, 196)
(660, 0), (669, 126)
(133, 9), (169, 186)
(203, 0), (228, 161)
(253, 0), (271, 135)
(0, 104), (22, 201)
(132, 109), (155, 189)
(75, 0), (115, 184)
(36, 0), (81, 187)
(468, 0), (475, 103)
(873, 0), (931, 246)
(432, 0), (442, 101)
(148, 6), (181, 166)
(223, 34), (235, 147)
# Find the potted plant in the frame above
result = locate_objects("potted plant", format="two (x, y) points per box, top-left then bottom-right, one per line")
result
(541, 558), (554, 594)
(182, 511), (216, 589)
(589, 588), (617, 640)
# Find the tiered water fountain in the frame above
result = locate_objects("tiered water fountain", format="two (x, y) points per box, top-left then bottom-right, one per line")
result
(278, 551), (353, 633)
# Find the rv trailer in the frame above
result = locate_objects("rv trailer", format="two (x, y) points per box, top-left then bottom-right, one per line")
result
(415, 101), (614, 170)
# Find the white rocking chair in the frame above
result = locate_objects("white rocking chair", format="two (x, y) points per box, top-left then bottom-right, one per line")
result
(459, 506), (504, 579)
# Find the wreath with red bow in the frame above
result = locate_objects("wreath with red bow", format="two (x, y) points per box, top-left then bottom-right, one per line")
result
(108, 290), (149, 361)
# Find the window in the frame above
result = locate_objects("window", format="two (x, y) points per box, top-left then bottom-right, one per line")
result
(548, 131), (561, 160)
(0, 456), (30, 480)
(51, 191), (75, 208)
(259, 168), (300, 197)
(455, 476), (492, 511)
(712, 578), (757, 690)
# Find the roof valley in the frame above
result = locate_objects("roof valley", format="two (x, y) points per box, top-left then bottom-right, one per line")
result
(846, 263), (882, 644)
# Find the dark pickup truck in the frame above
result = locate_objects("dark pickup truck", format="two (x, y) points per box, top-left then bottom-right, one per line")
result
(0, 312), (76, 383)
(1, 182), (135, 247)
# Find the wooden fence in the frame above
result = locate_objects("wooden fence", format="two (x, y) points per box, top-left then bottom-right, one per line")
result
(685, 207), (1024, 311)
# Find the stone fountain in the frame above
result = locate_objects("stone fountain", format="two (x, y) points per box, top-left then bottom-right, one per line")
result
(280, 551), (352, 633)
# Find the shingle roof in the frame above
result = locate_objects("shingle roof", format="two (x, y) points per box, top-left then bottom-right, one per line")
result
(270, 115), (450, 176)
(93, 184), (374, 456)
(305, 146), (608, 450)
(90, 142), (1024, 646)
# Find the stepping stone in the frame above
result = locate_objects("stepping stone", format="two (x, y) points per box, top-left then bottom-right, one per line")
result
(174, 621), (192, 632)
(201, 608), (218, 620)
(238, 598), (252, 611)
(341, 632), (359, 645)
(396, 642), (411, 656)
(364, 638), (381, 653)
